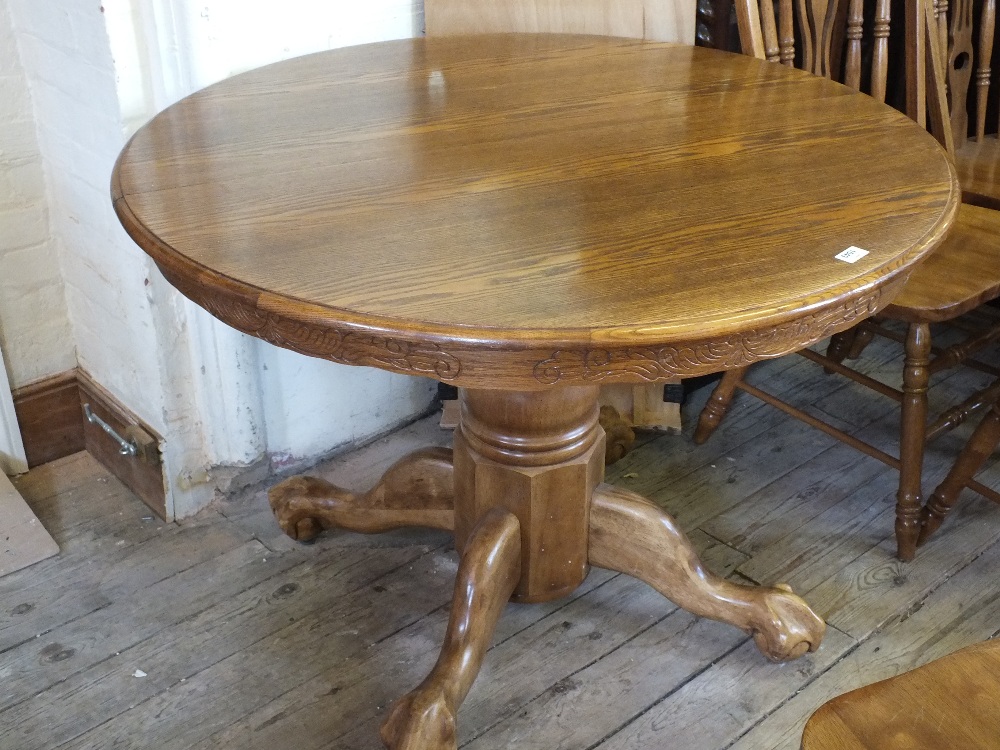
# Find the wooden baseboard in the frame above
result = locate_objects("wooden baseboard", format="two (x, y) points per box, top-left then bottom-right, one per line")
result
(13, 369), (167, 519)
(11, 372), (84, 468)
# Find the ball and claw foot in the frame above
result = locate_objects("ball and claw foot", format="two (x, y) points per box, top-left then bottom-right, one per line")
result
(380, 685), (457, 750)
(746, 583), (825, 662)
(268, 475), (338, 542)
(599, 405), (636, 465)
(268, 447), (455, 542)
(378, 509), (520, 750)
(589, 484), (825, 663)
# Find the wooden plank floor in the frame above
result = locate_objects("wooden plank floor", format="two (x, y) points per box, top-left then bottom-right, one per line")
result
(3, 334), (1000, 749)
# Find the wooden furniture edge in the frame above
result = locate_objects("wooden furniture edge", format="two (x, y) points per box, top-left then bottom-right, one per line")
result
(110, 137), (960, 391)
(112, 240), (932, 390)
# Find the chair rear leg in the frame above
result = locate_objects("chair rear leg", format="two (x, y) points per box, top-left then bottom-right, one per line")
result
(694, 366), (749, 444)
(826, 327), (859, 365)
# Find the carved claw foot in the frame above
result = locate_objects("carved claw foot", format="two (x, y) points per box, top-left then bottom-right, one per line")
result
(380, 684), (457, 750)
(599, 405), (636, 465)
(744, 583), (825, 662)
(379, 508), (521, 750)
(269, 475), (342, 541)
(268, 446), (455, 541)
(589, 484), (825, 662)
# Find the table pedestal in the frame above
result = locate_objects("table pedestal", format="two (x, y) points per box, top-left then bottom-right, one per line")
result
(269, 387), (826, 750)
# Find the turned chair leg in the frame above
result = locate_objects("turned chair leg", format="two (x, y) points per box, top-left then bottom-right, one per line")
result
(268, 447), (455, 541)
(380, 509), (521, 750)
(896, 323), (931, 561)
(694, 366), (749, 445)
(847, 322), (878, 359)
(919, 400), (1000, 546)
(589, 485), (824, 661)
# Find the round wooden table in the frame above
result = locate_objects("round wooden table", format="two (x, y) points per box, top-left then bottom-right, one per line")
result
(112, 35), (959, 750)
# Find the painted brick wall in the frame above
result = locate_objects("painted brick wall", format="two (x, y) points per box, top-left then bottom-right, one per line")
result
(4, 0), (435, 516)
(105, 0), (436, 464)
(7, 0), (178, 443)
(0, 2), (75, 387)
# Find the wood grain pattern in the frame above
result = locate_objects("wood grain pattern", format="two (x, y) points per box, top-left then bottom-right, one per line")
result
(113, 36), (959, 391)
(801, 640), (1000, 749)
(886, 205), (1000, 322)
(268, 447), (455, 540)
(380, 509), (521, 750)
(12, 371), (84, 468)
(698, 0), (1000, 561)
(425, 1), (690, 460)
(109, 35), (963, 750)
(77, 370), (166, 520)
(590, 484), (825, 660)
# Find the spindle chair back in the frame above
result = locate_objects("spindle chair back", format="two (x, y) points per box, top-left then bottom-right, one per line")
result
(694, 0), (1000, 561)
(947, 0), (1000, 210)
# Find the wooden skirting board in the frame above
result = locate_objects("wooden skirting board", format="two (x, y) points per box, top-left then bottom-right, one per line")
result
(11, 369), (167, 519)
(11, 371), (84, 468)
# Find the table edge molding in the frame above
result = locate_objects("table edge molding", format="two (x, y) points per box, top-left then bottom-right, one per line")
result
(152, 257), (908, 388)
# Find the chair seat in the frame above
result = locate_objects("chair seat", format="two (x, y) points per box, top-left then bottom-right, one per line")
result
(955, 136), (1000, 211)
(801, 640), (1000, 749)
(885, 202), (1000, 322)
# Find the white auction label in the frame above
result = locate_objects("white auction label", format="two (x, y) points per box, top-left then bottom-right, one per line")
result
(835, 246), (870, 263)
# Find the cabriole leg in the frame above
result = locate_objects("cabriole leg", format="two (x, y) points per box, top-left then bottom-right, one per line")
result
(589, 485), (825, 661)
(380, 509), (521, 750)
(268, 447), (455, 541)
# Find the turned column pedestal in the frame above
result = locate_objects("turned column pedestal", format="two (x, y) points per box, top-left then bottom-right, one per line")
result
(453, 386), (604, 602)
(269, 386), (825, 750)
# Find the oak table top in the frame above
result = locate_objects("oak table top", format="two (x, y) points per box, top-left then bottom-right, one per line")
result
(112, 35), (960, 750)
(113, 34), (959, 391)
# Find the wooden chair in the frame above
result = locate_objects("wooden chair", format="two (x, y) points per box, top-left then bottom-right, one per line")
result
(950, 0), (1000, 212)
(693, 0), (1000, 560)
(426, 0), (695, 459)
(801, 639), (1000, 749)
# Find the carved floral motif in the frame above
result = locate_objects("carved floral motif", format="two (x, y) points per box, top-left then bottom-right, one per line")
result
(532, 290), (885, 385)
(191, 287), (463, 381)
(167, 260), (891, 388)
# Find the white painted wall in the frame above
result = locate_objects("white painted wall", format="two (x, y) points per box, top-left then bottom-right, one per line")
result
(5, 0), (209, 518)
(3, 0), (435, 517)
(104, 0), (436, 467)
(0, 344), (28, 476)
(0, 0), (75, 389)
